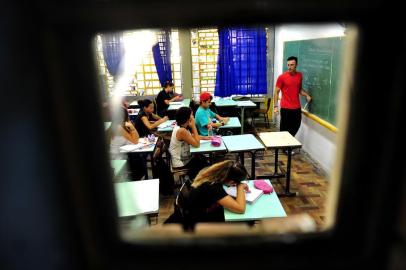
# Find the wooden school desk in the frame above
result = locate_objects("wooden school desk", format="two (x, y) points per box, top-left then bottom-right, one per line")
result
(258, 131), (302, 197)
(222, 134), (265, 179)
(224, 180), (286, 221)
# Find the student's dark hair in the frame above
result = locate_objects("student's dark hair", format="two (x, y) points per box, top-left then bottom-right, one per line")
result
(226, 162), (248, 184)
(163, 81), (174, 89)
(176, 107), (192, 126)
(287, 56), (298, 64)
(138, 99), (152, 109)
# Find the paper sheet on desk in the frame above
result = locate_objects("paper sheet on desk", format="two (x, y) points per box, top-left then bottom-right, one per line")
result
(158, 121), (176, 129)
(226, 186), (263, 203)
(169, 101), (183, 105)
(119, 142), (153, 152)
(199, 140), (211, 144)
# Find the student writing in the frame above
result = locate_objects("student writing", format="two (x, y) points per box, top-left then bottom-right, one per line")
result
(156, 81), (182, 117)
(165, 160), (249, 226)
(195, 92), (229, 136)
(135, 99), (168, 137)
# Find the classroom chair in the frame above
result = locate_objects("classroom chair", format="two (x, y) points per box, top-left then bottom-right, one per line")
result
(252, 97), (271, 128)
(168, 152), (189, 186)
(175, 180), (194, 231)
(152, 137), (175, 195)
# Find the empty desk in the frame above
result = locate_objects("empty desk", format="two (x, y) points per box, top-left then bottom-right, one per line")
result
(258, 131), (302, 197)
(115, 179), (159, 219)
(236, 100), (257, 133)
(222, 134), (265, 179)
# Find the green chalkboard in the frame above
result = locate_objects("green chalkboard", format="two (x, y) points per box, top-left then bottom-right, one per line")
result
(283, 37), (345, 126)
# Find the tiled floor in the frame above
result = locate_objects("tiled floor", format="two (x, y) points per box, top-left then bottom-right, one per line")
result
(155, 120), (330, 229)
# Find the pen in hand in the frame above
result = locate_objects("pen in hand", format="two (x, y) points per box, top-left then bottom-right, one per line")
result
(244, 183), (251, 193)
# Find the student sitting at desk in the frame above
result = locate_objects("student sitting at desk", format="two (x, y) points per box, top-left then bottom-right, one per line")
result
(156, 81), (182, 117)
(169, 107), (211, 181)
(135, 99), (168, 137)
(165, 160), (249, 226)
(109, 107), (147, 180)
(195, 92), (229, 136)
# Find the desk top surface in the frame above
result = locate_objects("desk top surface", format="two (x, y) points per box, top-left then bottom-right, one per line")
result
(157, 120), (177, 132)
(168, 99), (191, 111)
(111, 159), (127, 177)
(258, 131), (302, 148)
(222, 134), (265, 152)
(219, 117), (241, 129)
(115, 179), (160, 217)
(224, 180), (287, 221)
(213, 98), (237, 107)
(191, 139), (227, 153)
(236, 100), (257, 107)
(119, 137), (157, 153)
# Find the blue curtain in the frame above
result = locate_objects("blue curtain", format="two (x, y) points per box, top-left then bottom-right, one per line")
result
(153, 30), (173, 86)
(215, 27), (267, 97)
(101, 33), (124, 79)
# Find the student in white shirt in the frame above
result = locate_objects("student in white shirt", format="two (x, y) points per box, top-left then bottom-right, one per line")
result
(169, 107), (211, 181)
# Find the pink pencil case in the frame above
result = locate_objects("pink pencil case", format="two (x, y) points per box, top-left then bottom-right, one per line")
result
(254, 179), (273, 194)
(211, 136), (222, 147)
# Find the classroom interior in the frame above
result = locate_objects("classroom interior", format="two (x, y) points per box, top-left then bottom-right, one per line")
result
(2, 1), (405, 270)
(100, 23), (349, 237)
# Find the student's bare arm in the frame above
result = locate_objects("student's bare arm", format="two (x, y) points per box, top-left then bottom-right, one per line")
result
(217, 184), (247, 213)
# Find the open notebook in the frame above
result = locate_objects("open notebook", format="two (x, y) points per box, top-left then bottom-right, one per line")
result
(225, 186), (263, 204)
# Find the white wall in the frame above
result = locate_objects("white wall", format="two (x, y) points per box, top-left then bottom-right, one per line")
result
(274, 24), (346, 175)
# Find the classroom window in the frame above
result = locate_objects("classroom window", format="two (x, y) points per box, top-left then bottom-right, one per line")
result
(95, 29), (182, 97)
(191, 28), (220, 97)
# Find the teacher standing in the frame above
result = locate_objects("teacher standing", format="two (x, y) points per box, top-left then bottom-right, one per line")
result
(274, 56), (312, 137)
